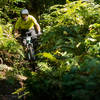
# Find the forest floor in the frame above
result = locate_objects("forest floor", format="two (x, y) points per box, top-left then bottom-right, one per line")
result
(0, 64), (27, 100)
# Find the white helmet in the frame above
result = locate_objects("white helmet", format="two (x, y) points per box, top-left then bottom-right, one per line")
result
(21, 9), (29, 15)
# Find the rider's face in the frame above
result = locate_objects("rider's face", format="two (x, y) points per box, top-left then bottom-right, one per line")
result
(22, 14), (28, 20)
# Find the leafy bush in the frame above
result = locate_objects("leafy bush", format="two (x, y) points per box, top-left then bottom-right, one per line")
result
(0, 24), (24, 66)
(0, 0), (26, 24)
(25, 57), (100, 100)
(24, 1), (100, 100)
(0, 25), (3, 36)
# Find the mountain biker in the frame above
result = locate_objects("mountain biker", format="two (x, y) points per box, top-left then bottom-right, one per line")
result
(14, 9), (42, 49)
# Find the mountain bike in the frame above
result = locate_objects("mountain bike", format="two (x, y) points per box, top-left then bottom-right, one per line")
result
(24, 33), (35, 61)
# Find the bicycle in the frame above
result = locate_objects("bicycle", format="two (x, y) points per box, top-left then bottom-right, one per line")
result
(24, 33), (35, 61)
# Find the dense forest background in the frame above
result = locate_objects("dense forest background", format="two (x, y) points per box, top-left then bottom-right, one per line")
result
(1, 0), (100, 100)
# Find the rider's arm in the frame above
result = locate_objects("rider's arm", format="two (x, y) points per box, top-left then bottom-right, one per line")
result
(31, 16), (42, 35)
(34, 22), (41, 33)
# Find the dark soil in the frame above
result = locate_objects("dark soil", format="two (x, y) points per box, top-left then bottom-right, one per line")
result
(0, 79), (24, 100)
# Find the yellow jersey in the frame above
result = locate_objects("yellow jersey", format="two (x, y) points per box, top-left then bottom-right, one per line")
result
(15, 15), (37, 30)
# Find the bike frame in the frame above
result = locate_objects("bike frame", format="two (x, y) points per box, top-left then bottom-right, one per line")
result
(26, 35), (33, 48)
(24, 34), (35, 61)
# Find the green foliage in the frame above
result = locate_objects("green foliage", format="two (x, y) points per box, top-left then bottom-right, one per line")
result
(0, 24), (24, 67)
(25, 60), (100, 100)
(0, 0), (8, 7)
(22, 0), (66, 18)
(24, 1), (100, 99)
(38, 52), (58, 62)
(0, 0), (26, 24)
(95, 0), (100, 4)
(0, 37), (23, 55)
(0, 0), (26, 66)
(1, 0), (100, 99)
(85, 23), (100, 56)
(40, 1), (100, 56)
(0, 25), (3, 36)
(0, 24), (24, 56)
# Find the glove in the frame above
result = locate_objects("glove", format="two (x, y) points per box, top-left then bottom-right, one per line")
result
(37, 31), (42, 36)
(25, 31), (31, 35)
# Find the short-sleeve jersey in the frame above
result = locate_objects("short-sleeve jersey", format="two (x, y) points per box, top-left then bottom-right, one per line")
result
(15, 15), (37, 30)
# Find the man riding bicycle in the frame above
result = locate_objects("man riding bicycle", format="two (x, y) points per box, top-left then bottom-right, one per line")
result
(14, 9), (41, 50)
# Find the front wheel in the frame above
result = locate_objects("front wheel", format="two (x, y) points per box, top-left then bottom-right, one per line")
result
(27, 46), (35, 61)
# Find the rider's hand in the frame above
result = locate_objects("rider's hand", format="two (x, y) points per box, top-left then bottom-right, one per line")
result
(37, 31), (42, 36)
